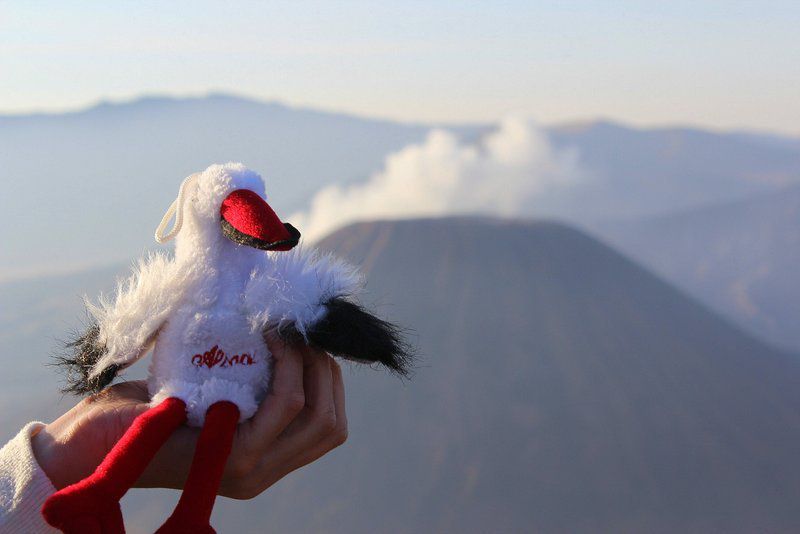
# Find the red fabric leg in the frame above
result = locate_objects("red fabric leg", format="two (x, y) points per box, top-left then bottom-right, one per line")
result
(98, 502), (124, 533)
(42, 397), (187, 533)
(157, 401), (240, 534)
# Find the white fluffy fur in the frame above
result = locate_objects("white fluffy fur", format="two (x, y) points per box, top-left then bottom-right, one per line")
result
(88, 253), (189, 375)
(85, 163), (359, 426)
(149, 378), (259, 427)
(246, 248), (362, 339)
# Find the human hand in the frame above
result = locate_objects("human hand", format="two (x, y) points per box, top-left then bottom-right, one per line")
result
(32, 337), (347, 499)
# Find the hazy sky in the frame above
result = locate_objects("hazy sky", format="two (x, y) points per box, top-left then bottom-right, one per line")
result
(2, 1), (799, 133)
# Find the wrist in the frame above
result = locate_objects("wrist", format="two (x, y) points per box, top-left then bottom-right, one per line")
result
(31, 418), (75, 490)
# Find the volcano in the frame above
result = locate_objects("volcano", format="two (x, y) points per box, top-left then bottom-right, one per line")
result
(204, 217), (800, 533)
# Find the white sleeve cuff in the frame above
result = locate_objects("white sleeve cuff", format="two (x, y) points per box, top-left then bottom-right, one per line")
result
(0, 422), (59, 533)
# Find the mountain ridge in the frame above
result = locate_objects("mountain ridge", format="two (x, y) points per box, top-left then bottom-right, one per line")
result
(0, 93), (482, 131)
(4, 93), (799, 142)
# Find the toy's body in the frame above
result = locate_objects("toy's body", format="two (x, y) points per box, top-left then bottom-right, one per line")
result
(42, 163), (408, 534)
(150, 296), (271, 427)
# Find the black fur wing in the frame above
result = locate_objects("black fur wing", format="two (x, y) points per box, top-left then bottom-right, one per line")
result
(53, 323), (120, 395)
(280, 298), (412, 376)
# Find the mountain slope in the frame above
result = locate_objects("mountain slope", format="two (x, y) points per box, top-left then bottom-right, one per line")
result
(208, 217), (800, 533)
(596, 183), (800, 352)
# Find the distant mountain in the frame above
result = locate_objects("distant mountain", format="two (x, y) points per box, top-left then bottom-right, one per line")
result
(2, 217), (800, 532)
(3, 94), (800, 281)
(0, 94), (443, 279)
(595, 183), (800, 352)
(544, 120), (800, 221)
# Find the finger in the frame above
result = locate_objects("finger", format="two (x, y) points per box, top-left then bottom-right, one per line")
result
(248, 334), (305, 442)
(249, 357), (343, 493)
(330, 359), (348, 442)
(300, 346), (336, 429)
(276, 345), (335, 445)
(285, 357), (348, 468)
(89, 380), (150, 404)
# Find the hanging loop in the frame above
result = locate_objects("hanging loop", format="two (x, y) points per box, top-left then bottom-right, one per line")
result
(154, 172), (200, 243)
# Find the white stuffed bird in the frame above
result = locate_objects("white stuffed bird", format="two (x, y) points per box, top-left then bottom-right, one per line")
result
(42, 163), (409, 534)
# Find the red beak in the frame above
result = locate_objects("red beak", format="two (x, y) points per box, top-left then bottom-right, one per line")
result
(220, 190), (300, 251)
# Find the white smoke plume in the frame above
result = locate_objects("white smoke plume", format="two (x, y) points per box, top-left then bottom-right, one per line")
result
(291, 117), (584, 242)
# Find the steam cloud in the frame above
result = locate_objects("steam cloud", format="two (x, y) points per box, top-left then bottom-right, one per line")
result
(291, 118), (584, 242)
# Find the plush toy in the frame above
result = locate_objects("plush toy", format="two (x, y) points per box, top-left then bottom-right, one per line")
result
(42, 163), (410, 533)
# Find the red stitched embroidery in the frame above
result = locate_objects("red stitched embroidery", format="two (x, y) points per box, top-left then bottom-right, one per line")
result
(191, 345), (255, 369)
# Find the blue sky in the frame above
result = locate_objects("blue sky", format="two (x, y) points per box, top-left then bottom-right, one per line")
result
(2, 1), (799, 133)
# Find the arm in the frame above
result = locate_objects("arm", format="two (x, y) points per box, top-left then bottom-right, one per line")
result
(246, 248), (412, 376)
(56, 253), (182, 394)
(0, 424), (58, 533)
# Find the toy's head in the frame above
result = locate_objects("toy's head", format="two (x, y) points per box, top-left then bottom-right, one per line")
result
(155, 163), (300, 253)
